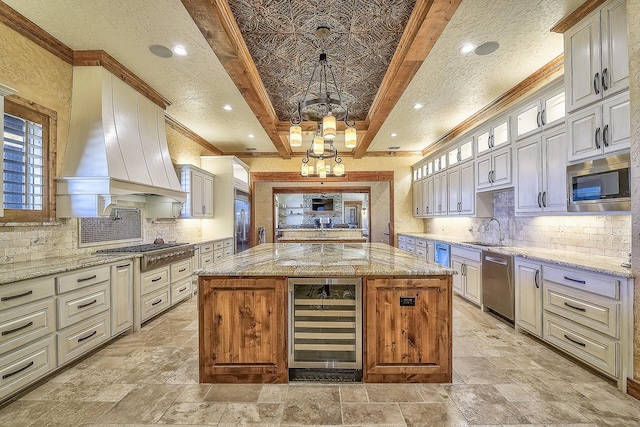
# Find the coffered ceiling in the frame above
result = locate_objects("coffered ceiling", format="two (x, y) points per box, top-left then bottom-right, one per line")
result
(2, 0), (587, 160)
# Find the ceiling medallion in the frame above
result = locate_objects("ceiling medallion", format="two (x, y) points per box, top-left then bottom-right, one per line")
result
(290, 26), (355, 178)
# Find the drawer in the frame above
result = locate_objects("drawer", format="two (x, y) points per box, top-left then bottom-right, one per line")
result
(140, 288), (171, 322)
(0, 299), (55, 355)
(214, 250), (224, 261)
(200, 243), (214, 253)
(171, 259), (192, 282)
(415, 247), (427, 259)
(224, 248), (233, 257)
(140, 266), (170, 295)
(201, 254), (214, 268)
(543, 312), (618, 378)
(223, 238), (233, 248)
(56, 265), (110, 294)
(406, 236), (416, 245)
(57, 282), (110, 329)
(406, 245), (416, 254)
(398, 235), (406, 243)
(0, 335), (56, 402)
(415, 239), (426, 248)
(543, 265), (619, 299)
(171, 279), (192, 305)
(0, 276), (55, 311)
(57, 312), (110, 366)
(213, 240), (224, 250)
(544, 282), (619, 338)
(451, 245), (481, 262)
(398, 242), (406, 250)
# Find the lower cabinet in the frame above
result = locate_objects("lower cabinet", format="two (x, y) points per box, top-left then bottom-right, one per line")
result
(364, 277), (452, 383)
(514, 258), (543, 337)
(450, 246), (482, 305)
(140, 258), (193, 323)
(111, 261), (133, 336)
(199, 277), (288, 383)
(0, 335), (57, 401)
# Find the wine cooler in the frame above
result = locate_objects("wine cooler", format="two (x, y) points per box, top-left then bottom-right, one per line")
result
(288, 278), (362, 381)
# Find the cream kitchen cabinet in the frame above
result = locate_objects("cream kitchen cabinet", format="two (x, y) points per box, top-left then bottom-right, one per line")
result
(450, 245), (481, 306)
(412, 179), (424, 217)
(564, 0), (628, 113)
(447, 138), (473, 167)
(515, 81), (565, 140)
(447, 163), (474, 216)
(432, 173), (448, 216)
(111, 260), (133, 336)
(515, 125), (567, 214)
(139, 257), (193, 323)
(175, 164), (215, 218)
(422, 176), (434, 217)
(0, 276), (57, 402)
(567, 90), (629, 162)
(514, 258), (543, 337)
(475, 116), (510, 157)
(476, 146), (512, 191)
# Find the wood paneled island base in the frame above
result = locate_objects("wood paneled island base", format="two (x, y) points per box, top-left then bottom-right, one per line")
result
(197, 243), (454, 384)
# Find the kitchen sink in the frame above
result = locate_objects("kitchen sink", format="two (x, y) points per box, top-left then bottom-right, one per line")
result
(461, 241), (498, 247)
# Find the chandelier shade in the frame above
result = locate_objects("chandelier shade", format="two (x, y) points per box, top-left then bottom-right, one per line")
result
(289, 124), (302, 147)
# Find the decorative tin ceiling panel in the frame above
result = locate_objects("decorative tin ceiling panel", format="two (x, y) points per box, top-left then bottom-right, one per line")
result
(228, 0), (417, 122)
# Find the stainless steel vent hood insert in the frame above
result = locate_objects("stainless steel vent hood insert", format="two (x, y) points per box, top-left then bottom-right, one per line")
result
(56, 66), (186, 218)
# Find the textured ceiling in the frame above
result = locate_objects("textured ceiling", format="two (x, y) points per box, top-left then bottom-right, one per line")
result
(228, 0), (416, 122)
(3, 0), (587, 157)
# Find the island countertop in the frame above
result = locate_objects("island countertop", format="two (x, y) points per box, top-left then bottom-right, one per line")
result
(196, 242), (455, 277)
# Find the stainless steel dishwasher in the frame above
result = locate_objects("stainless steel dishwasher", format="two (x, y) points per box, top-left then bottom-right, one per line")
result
(481, 250), (514, 322)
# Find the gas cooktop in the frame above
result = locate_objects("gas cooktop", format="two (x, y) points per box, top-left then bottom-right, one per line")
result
(95, 243), (189, 254)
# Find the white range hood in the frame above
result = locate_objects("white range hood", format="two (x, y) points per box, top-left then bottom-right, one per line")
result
(56, 66), (187, 218)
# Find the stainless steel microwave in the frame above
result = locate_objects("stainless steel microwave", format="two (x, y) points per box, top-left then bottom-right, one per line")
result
(567, 153), (630, 212)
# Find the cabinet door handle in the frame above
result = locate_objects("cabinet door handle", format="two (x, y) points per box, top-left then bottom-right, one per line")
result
(116, 263), (131, 268)
(542, 191), (547, 207)
(601, 68), (608, 91)
(178, 268), (187, 273)
(534, 270), (540, 289)
(564, 301), (587, 312)
(541, 109), (546, 125)
(77, 330), (98, 342)
(490, 134), (494, 148)
(1, 321), (34, 336)
(603, 124), (609, 147)
(77, 299), (97, 309)
(2, 361), (34, 379)
(563, 276), (586, 285)
(593, 72), (600, 94)
(537, 192), (542, 208)
(564, 334), (586, 347)
(77, 275), (97, 283)
(536, 111), (541, 127)
(457, 151), (462, 162)
(151, 277), (162, 283)
(595, 127), (601, 149)
(1, 290), (33, 302)
(151, 299), (163, 306)
(178, 286), (188, 292)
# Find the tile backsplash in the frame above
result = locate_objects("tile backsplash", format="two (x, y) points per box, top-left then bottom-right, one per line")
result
(425, 190), (631, 260)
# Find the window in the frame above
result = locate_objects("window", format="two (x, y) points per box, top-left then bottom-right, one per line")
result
(2, 97), (55, 222)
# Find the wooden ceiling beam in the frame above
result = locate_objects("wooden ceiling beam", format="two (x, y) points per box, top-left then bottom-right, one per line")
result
(353, 0), (462, 159)
(181, 0), (292, 159)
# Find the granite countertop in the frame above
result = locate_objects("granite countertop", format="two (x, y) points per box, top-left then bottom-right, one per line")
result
(196, 242), (456, 277)
(276, 228), (367, 232)
(1, 253), (138, 285)
(189, 236), (233, 245)
(398, 232), (632, 278)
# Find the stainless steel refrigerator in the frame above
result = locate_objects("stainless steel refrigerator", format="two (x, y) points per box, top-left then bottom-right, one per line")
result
(235, 190), (250, 253)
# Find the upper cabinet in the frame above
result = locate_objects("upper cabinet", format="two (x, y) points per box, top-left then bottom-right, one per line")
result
(475, 116), (510, 156)
(564, 0), (628, 113)
(175, 164), (215, 218)
(447, 138), (474, 167)
(515, 81), (565, 140)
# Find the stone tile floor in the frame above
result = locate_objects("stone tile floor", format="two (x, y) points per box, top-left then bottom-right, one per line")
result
(1, 295), (640, 426)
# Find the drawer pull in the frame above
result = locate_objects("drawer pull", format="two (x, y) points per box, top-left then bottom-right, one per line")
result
(1, 321), (34, 336)
(77, 299), (98, 309)
(77, 275), (97, 283)
(563, 276), (586, 285)
(178, 268), (187, 273)
(563, 334), (586, 347)
(204, 259), (211, 264)
(151, 277), (162, 283)
(77, 330), (97, 342)
(116, 263), (131, 268)
(1, 290), (34, 302)
(178, 286), (188, 292)
(151, 299), (163, 306)
(563, 302), (586, 312)
(2, 361), (34, 379)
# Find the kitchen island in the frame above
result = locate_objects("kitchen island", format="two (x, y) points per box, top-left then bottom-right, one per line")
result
(275, 227), (368, 243)
(196, 243), (455, 384)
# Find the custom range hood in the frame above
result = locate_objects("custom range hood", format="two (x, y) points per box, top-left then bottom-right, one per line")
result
(57, 66), (187, 218)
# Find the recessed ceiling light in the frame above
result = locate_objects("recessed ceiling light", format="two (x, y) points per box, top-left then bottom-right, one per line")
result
(475, 41), (500, 56)
(413, 103), (423, 110)
(248, 134), (255, 138)
(149, 44), (173, 58)
(172, 45), (188, 56)
(223, 105), (233, 111)
(459, 43), (475, 55)
(390, 133), (397, 137)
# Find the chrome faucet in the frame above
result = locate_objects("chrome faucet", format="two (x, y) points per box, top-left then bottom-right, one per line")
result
(484, 217), (503, 246)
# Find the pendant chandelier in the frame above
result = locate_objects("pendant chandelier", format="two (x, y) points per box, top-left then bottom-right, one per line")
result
(289, 26), (356, 178)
